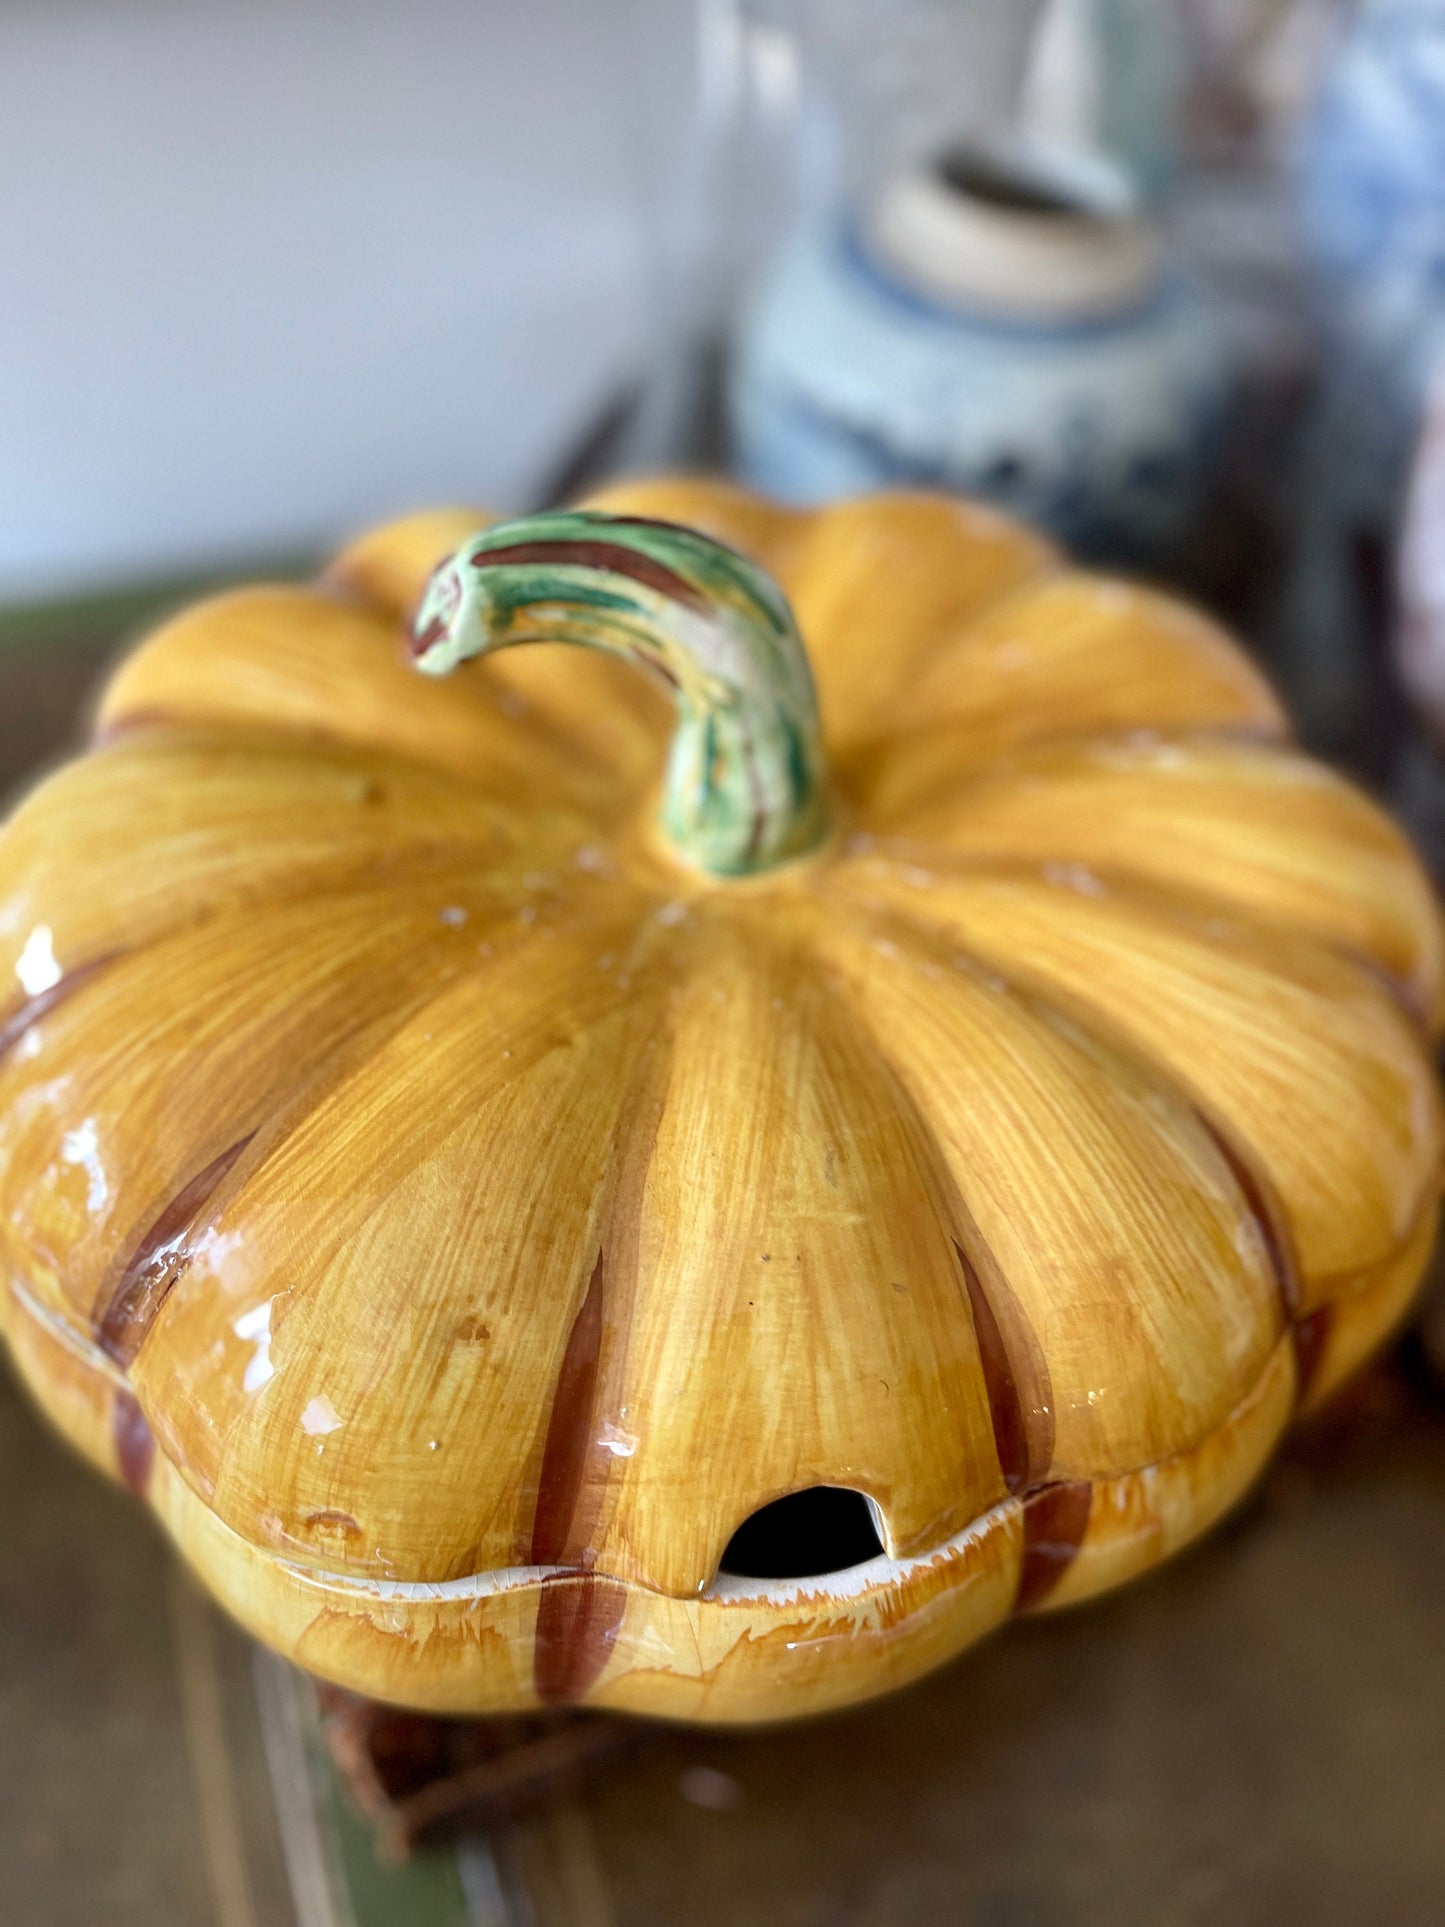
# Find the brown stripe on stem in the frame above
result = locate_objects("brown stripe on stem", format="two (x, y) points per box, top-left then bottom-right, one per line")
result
(530, 1250), (607, 1568)
(112, 1387), (155, 1497)
(634, 649), (679, 690)
(533, 1572), (629, 1706)
(1015, 1480), (1092, 1611)
(952, 1236), (1053, 1493)
(0, 953), (119, 1063)
(468, 540), (708, 614)
(410, 611), (451, 658)
(96, 1135), (255, 1366)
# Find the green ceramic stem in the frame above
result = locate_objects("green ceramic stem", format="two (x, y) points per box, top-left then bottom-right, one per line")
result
(410, 511), (831, 877)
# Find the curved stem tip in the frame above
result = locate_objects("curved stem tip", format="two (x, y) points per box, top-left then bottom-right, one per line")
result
(410, 510), (830, 877)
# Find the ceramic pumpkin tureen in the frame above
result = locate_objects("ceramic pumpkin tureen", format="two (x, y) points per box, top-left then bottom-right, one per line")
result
(1, 477), (1440, 1724)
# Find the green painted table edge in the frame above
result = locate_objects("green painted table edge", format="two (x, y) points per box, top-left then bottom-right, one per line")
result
(0, 553), (316, 654)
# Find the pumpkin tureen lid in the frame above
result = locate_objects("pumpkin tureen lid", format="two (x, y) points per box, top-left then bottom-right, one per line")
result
(0, 477), (1439, 1722)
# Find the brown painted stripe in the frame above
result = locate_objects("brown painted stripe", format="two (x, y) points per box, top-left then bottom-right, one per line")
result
(1194, 1113), (1300, 1317)
(0, 953), (118, 1063)
(1015, 1480), (1092, 1611)
(96, 1135), (255, 1366)
(112, 1387), (155, 1497)
(952, 1237), (1032, 1495)
(1343, 945), (1430, 1030)
(1292, 1305), (1333, 1404)
(468, 539), (708, 613)
(533, 1571), (629, 1707)
(92, 708), (176, 746)
(530, 1250), (607, 1568)
(304, 1509), (361, 1538)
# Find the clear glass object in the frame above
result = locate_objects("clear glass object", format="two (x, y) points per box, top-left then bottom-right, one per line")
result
(620, 0), (810, 470)
(618, 0), (1186, 474)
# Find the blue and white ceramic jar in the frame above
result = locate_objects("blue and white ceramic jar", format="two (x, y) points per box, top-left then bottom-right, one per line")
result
(729, 143), (1226, 565)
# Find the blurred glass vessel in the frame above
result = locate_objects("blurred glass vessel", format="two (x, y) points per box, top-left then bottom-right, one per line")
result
(722, 0), (1220, 563)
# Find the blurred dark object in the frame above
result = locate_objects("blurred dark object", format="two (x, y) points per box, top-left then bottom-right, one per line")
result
(0, 562), (311, 803)
(1276, 0), (1445, 748)
(315, 1687), (640, 1866)
(1397, 357), (1445, 745)
(1410, 1261), (1445, 1407)
(532, 384), (645, 510)
(1391, 362), (1445, 878)
(1177, 0), (1349, 155)
(0, 646), (112, 803)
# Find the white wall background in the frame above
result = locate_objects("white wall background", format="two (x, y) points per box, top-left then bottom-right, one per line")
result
(0, 0), (685, 596)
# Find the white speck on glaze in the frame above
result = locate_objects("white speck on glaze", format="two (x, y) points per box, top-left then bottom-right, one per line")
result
(234, 1298), (277, 1394)
(59, 1116), (108, 1214)
(301, 1394), (343, 1436)
(1042, 862), (1105, 897)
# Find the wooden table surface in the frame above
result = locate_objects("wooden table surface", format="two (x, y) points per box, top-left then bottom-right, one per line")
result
(6, 631), (1445, 1926)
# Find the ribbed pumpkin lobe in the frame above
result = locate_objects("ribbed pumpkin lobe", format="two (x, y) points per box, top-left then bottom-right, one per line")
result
(410, 511), (831, 877)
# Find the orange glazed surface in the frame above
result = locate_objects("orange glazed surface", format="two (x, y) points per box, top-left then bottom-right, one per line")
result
(0, 476), (1441, 1722)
